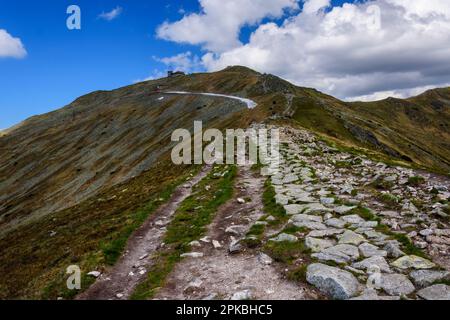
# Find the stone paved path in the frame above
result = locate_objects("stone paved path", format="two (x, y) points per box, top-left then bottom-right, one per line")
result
(154, 165), (316, 300)
(252, 126), (450, 300)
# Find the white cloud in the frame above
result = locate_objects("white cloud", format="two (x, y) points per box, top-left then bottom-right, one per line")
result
(0, 29), (27, 59)
(154, 51), (201, 72)
(302, 0), (330, 14)
(158, 0), (450, 101)
(98, 6), (123, 21)
(156, 0), (298, 52)
(134, 52), (201, 83)
(347, 84), (450, 102)
(133, 70), (166, 83)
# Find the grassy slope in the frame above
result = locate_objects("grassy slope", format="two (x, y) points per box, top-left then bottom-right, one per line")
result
(346, 90), (450, 173)
(0, 157), (198, 299)
(131, 165), (237, 300)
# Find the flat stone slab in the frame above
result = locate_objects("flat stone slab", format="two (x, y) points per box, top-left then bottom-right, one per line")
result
(269, 233), (298, 243)
(305, 237), (335, 253)
(293, 220), (327, 230)
(334, 206), (357, 215)
(308, 228), (345, 238)
(341, 215), (365, 225)
(282, 174), (299, 184)
(410, 270), (450, 288)
(391, 255), (436, 270)
(325, 218), (346, 229)
(359, 243), (387, 258)
(312, 244), (360, 264)
(351, 288), (400, 300)
(417, 284), (450, 300)
(352, 256), (392, 273)
(364, 230), (389, 242)
(306, 263), (362, 300)
(378, 273), (415, 296)
(321, 197), (335, 205)
(284, 204), (304, 215)
(338, 230), (367, 245)
(291, 214), (323, 223)
(275, 194), (289, 205)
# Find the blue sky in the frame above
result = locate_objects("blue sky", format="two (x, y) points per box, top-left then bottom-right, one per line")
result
(1, 0), (449, 128)
(0, 0), (352, 129)
(0, 0), (196, 128)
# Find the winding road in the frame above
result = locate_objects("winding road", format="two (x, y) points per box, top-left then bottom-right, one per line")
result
(165, 91), (258, 109)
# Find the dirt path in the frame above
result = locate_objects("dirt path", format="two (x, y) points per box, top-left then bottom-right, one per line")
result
(77, 166), (211, 300)
(154, 166), (311, 300)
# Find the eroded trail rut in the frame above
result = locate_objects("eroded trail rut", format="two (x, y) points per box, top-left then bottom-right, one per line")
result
(154, 166), (310, 300)
(77, 166), (211, 300)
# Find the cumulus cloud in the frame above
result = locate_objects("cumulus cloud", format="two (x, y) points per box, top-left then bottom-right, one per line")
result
(154, 51), (201, 72)
(157, 0), (298, 52)
(98, 6), (123, 21)
(0, 29), (27, 59)
(157, 0), (450, 100)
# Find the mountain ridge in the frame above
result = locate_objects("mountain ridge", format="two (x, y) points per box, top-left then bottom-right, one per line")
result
(1, 66), (449, 299)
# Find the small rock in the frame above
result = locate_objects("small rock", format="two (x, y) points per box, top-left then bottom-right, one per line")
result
(189, 241), (201, 247)
(212, 240), (222, 249)
(229, 238), (242, 254)
(184, 279), (203, 292)
(200, 236), (210, 243)
(414, 241), (428, 249)
(231, 290), (253, 300)
(237, 198), (246, 204)
(391, 255), (436, 270)
(225, 225), (247, 236)
(202, 293), (218, 300)
(138, 254), (149, 260)
(258, 253), (273, 265)
(87, 271), (101, 278)
(270, 233), (298, 243)
(420, 229), (434, 237)
(306, 263), (362, 300)
(116, 293), (124, 299)
(417, 284), (450, 300)
(351, 288), (400, 300)
(384, 242), (405, 258)
(180, 252), (204, 258)
(321, 197), (335, 205)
